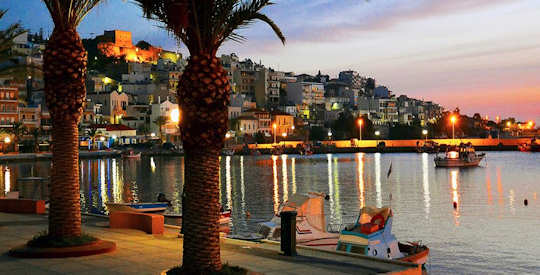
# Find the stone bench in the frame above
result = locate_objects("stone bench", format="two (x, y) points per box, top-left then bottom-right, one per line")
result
(0, 199), (46, 214)
(109, 211), (164, 235)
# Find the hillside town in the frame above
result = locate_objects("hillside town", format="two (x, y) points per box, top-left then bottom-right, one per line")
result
(0, 29), (536, 153)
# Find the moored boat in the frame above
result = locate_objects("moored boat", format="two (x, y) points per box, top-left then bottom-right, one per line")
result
(337, 206), (429, 265)
(106, 202), (168, 213)
(518, 138), (540, 152)
(257, 192), (339, 250)
(416, 140), (440, 153)
(434, 143), (485, 167)
(122, 149), (141, 159)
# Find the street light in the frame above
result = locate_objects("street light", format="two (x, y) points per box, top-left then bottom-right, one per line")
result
(327, 130), (332, 140)
(450, 115), (457, 143)
(273, 123), (277, 144)
(4, 136), (11, 154)
(422, 129), (428, 141)
(357, 118), (363, 141)
(170, 108), (180, 124)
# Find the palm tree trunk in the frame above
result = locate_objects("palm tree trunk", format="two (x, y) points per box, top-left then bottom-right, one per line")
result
(48, 119), (81, 237)
(181, 148), (221, 273)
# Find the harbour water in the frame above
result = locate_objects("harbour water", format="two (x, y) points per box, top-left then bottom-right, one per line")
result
(1, 152), (538, 274)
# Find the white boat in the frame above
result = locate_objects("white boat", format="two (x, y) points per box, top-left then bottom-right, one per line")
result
(257, 192), (339, 249)
(106, 202), (168, 213)
(434, 144), (485, 167)
(337, 206), (429, 265)
(122, 150), (141, 159)
(221, 148), (235, 156)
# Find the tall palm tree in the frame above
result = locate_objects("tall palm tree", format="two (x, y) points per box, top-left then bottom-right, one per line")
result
(0, 9), (30, 81)
(135, 0), (285, 273)
(42, 0), (103, 238)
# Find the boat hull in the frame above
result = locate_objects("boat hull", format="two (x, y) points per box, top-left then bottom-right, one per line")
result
(434, 156), (484, 167)
(106, 202), (168, 213)
(397, 242), (429, 265)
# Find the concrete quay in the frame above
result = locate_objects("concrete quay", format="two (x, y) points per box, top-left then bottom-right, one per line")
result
(0, 212), (420, 274)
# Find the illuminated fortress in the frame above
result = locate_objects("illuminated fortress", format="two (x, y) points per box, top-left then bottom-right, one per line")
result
(97, 30), (162, 63)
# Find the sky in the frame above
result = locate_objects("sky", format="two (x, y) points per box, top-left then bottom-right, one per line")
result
(1, 0), (539, 123)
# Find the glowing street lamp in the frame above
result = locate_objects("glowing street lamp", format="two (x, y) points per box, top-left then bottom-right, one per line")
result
(327, 130), (332, 140)
(150, 132), (156, 137)
(422, 129), (428, 141)
(225, 132), (231, 139)
(3, 136), (10, 154)
(170, 108), (180, 124)
(450, 115), (457, 143)
(506, 121), (511, 127)
(357, 118), (363, 141)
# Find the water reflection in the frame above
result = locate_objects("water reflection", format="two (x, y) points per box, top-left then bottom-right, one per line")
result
(422, 153), (430, 218)
(375, 153), (382, 208)
(225, 156), (232, 210)
(291, 158), (297, 195)
(450, 169), (460, 226)
(282, 155), (288, 202)
(240, 156), (246, 214)
(3, 166), (11, 195)
(327, 154), (335, 223)
(485, 169), (493, 205)
(356, 153), (365, 209)
(272, 155), (279, 213)
(150, 157), (156, 173)
(333, 156), (342, 224)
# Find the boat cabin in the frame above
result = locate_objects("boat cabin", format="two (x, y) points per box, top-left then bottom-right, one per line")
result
(337, 206), (403, 259)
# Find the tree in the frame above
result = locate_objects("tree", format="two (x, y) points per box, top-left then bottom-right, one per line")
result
(153, 116), (168, 143)
(42, 0), (104, 238)
(0, 9), (33, 82)
(134, 0), (285, 272)
(29, 127), (42, 153)
(10, 121), (28, 152)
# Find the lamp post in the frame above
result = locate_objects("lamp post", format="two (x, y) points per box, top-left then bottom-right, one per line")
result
(281, 132), (287, 144)
(273, 123), (277, 144)
(4, 136), (11, 154)
(170, 108), (180, 144)
(327, 130), (332, 140)
(450, 116), (457, 144)
(422, 129), (428, 142)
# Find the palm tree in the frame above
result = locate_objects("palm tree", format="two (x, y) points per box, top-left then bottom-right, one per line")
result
(0, 9), (31, 81)
(42, 0), (104, 238)
(134, 0), (285, 273)
(153, 115), (168, 143)
(29, 127), (42, 153)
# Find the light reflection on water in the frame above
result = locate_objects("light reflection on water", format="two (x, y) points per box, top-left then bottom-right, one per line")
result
(1, 152), (539, 274)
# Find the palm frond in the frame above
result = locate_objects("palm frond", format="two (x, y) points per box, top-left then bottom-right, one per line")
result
(133, 0), (285, 55)
(42, 0), (104, 29)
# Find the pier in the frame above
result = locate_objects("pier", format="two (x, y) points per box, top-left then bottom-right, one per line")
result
(0, 212), (420, 274)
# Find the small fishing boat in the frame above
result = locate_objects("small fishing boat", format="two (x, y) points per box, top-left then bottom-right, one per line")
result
(106, 202), (168, 213)
(122, 149), (141, 159)
(337, 206), (429, 265)
(518, 138), (540, 152)
(221, 148), (235, 156)
(416, 140), (440, 153)
(257, 192), (339, 249)
(434, 143), (485, 167)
